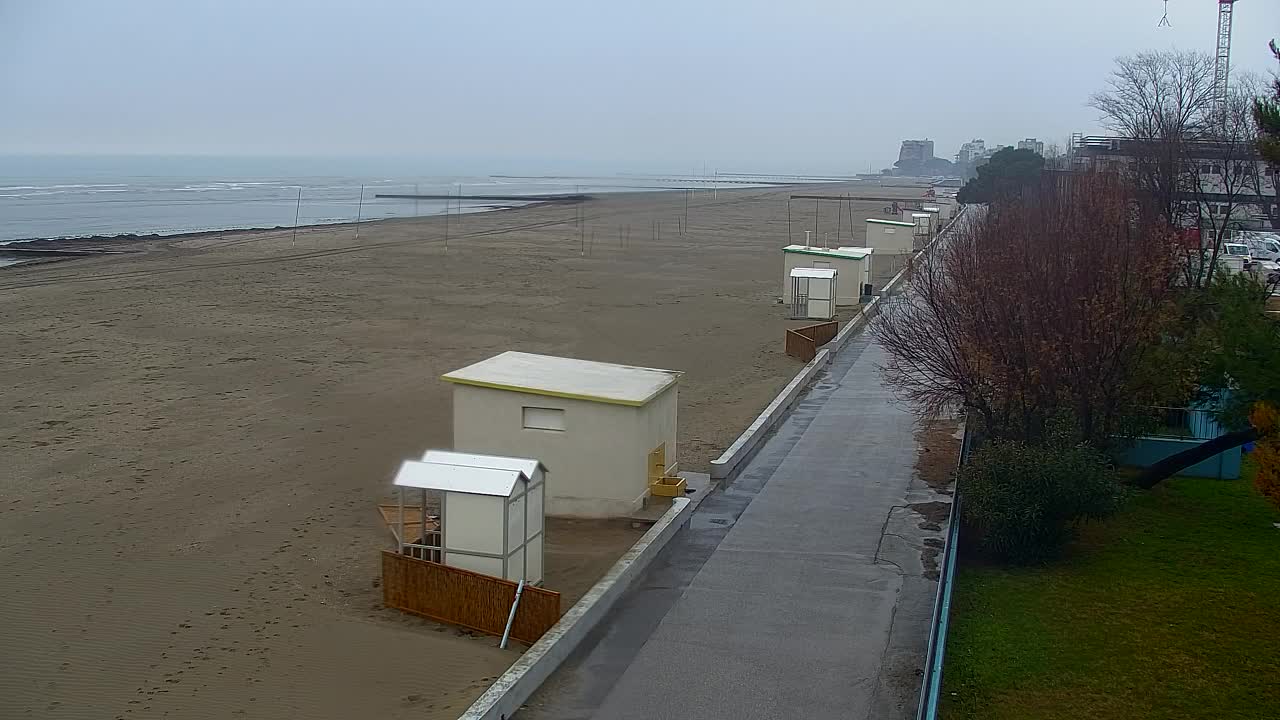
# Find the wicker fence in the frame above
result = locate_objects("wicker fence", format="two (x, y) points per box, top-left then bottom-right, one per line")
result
(381, 551), (561, 645)
(785, 320), (840, 362)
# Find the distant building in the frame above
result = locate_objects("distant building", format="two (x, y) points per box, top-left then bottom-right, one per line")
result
(898, 139), (935, 166)
(1070, 135), (1277, 234)
(955, 139), (986, 165)
(1017, 138), (1045, 155)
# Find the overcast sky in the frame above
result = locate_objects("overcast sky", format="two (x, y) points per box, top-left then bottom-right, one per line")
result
(2, 0), (1277, 174)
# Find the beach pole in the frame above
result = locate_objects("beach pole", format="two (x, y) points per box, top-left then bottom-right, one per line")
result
(814, 198), (819, 239)
(846, 194), (855, 243)
(787, 198), (792, 245)
(414, 183), (419, 217)
(291, 187), (302, 247)
(355, 184), (365, 239)
(684, 188), (689, 236)
(836, 193), (842, 244)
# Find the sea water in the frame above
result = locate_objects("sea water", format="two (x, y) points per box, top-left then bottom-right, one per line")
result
(0, 155), (767, 245)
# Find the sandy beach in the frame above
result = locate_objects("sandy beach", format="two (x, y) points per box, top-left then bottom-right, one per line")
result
(0, 183), (925, 719)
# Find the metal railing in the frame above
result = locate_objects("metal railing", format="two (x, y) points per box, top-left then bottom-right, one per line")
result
(916, 424), (972, 720)
(1147, 407), (1223, 440)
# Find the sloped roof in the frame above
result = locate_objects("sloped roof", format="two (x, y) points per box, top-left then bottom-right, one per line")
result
(442, 351), (680, 407)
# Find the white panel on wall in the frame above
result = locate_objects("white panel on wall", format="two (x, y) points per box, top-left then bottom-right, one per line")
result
(448, 553), (504, 578)
(526, 535), (543, 584)
(527, 484), (544, 539)
(506, 545), (525, 582)
(445, 493), (504, 555)
(506, 494), (525, 554)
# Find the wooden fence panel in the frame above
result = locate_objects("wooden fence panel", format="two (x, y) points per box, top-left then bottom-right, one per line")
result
(785, 321), (838, 361)
(381, 551), (561, 645)
(796, 320), (839, 346)
(785, 329), (818, 362)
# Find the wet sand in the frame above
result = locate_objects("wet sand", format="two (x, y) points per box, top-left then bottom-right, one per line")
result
(0, 183), (924, 719)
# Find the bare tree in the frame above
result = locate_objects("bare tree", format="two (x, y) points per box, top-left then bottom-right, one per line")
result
(874, 171), (1185, 447)
(1089, 50), (1216, 224)
(1178, 84), (1269, 287)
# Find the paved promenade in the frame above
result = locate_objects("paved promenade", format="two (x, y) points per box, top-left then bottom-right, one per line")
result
(522, 332), (949, 719)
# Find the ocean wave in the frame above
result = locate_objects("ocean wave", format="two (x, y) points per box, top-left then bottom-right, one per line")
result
(0, 183), (127, 191)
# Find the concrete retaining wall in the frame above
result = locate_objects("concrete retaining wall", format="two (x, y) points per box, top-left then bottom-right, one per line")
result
(458, 496), (693, 720)
(709, 348), (832, 480)
(1121, 437), (1242, 480)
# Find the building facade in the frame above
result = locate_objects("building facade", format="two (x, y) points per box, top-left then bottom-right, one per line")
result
(1070, 135), (1278, 233)
(898, 139), (936, 166)
(1017, 138), (1045, 155)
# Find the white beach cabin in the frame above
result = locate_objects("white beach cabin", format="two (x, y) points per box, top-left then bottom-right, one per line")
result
(781, 244), (873, 306)
(908, 212), (933, 240)
(864, 219), (916, 254)
(788, 267), (838, 320)
(442, 351), (681, 518)
(391, 450), (545, 584)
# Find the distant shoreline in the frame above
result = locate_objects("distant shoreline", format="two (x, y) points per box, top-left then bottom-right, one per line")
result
(0, 200), (530, 249)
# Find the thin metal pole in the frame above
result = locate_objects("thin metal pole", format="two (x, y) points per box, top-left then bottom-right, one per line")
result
(414, 183), (419, 217)
(787, 198), (792, 245)
(499, 578), (526, 650)
(291, 187), (302, 247)
(419, 489), (427, 554)
(355, 184), (365, 238)
(847, 194), (855, 243)
(836, 194), (842, 244)
(684, 189), (689, 235)
(814, 198), (819, 238)
(397, 486), (406, 554)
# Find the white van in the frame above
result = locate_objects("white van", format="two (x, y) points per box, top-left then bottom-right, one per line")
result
(1231, 231), (1277, 256)
(1219, 243), (1251, 274)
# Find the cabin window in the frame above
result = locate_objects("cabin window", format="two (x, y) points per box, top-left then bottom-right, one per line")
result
(522, 407), (565, 432)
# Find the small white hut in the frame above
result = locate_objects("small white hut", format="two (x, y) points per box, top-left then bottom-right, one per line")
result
(781, 244), (873, 306)
(909, 212), (933, 239)
(864, 219), (915, 254)
(443, 352), (681, 518)
(788, 267), (837, 320)
(391, 450), (546, 583)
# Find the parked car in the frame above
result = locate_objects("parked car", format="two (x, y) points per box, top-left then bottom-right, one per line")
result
(1234, 231), (1280, 263)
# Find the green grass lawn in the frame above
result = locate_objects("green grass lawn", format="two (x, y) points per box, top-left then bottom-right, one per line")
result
(942, 472), (1280, 720)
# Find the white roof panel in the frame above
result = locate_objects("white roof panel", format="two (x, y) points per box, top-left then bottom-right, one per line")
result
(911, 213), (931, 218)
(782, 244), (871, 260)
(790, 267), (838, 279)
(393, 459), (526, 496)
(836, 246), (875, 257)
(420, 449), (544, 479)
(442, 351), (681, 406)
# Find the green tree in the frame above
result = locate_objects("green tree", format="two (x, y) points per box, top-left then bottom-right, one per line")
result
(1254, 40), (1280, 167)
(1134, 274), (1280, 487)
(955, 148), (1044, 204)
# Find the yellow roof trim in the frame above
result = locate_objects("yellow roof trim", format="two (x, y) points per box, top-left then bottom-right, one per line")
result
(440, 375), (677, 407)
